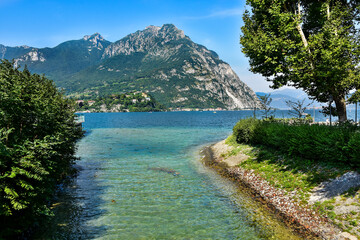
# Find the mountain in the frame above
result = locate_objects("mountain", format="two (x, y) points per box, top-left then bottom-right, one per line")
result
(256, 88), (319, 109)
(14, 33), (111, 83)
(1, 24), (259, 109)
(0, 44), (33, 60)
(257, 88), (360, 111)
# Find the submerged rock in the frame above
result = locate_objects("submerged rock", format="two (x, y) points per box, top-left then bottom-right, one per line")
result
(148, 167), (180, 176)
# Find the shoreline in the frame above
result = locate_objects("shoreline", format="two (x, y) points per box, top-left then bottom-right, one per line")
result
(201, 140), (357, 240)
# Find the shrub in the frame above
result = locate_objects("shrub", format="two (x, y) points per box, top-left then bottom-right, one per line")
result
(347, 131), (360, 167)
(232, 118), (360, 167)
(233, 118), (261, 144)
(0, 60), (83, 237)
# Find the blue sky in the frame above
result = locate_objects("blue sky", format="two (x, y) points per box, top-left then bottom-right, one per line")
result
(0, 0), (271, 92)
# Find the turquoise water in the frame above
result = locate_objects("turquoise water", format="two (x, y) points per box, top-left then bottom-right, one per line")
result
(38, 112), (301, 239)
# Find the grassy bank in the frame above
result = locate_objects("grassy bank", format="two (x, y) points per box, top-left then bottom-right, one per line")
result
(223, 118), (360, 238)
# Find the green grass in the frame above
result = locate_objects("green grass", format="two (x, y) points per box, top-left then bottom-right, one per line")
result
(224, 135), (360, 237)
(227, 118), (360, 238)
(225, 134), (350, 202)
(227, 134), (358, 206)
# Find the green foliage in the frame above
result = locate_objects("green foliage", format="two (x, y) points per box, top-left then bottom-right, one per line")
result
(75, 92), (167, 112)
(233, 118), (261, 144)
(229, 122), (360, 237)
(232, 118), (360, 167)
(240, 1), (360, 122)
(16, 35), (111, 85)
(0, 60), (83, 237)
(224, 134), (237, 146)
(347, 131), (360, 162)
(231, 141), (348, 204)
(348, 90), (360, 104)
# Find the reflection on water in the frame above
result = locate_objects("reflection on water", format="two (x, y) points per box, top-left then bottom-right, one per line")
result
(36, 112), (302, 239)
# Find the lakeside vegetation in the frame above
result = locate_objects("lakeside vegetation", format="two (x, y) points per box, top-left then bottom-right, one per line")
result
(0, 60), (83, 238)
(0, 1), (358, 238)
(233, 118), (360, 167)
(241, 1), (359, 122)
(237, 4), (360, 235)
(74, 92), (167, 112)
(226, 118), (360, 237)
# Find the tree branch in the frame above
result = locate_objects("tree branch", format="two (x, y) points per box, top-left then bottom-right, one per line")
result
(294, 1), (314, 69)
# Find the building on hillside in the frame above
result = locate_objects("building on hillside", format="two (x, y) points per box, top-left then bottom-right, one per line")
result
(76, 100), (85, 107)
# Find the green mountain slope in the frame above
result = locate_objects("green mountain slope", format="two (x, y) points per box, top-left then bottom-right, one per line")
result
(0, 44), (33, 60)
(1, 24), (260, 109)
(12, 33), (111, 82)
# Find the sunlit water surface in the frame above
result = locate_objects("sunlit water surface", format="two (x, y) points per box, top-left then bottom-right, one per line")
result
(36, 111), (318, 239)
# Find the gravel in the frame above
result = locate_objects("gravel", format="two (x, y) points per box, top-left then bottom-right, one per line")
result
(204, 140), (358, 240)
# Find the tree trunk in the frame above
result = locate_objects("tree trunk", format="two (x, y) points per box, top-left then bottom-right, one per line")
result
(334, 95), (347, 122)
(294, 1), (313, 69)
(295, 2), (309, 50)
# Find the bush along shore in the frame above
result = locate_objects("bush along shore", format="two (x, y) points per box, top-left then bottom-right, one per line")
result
(203, 118), (360, 240)
(0, 60), (83, 238)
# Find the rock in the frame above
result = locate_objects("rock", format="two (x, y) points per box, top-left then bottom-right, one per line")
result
(309, 171), (360, 204)
(341, 232), (358, 240)
(148, 167), (180, 176)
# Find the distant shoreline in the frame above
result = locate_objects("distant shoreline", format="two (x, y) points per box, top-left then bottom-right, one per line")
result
(74, 108), (302, 113)
(75, 108), (236, 113)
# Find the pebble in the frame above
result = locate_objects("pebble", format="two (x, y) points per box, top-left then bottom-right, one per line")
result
(225, 167), (343, 239)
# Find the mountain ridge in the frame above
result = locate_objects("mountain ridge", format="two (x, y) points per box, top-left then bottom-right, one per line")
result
(1, 24), (260, 109)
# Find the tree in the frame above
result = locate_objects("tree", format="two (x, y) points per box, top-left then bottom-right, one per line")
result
(348, 89), (360, 104)
(285, 99), (312, 118)
(0, 60), (83, 237)
(240, 0), (360, 122)
(259, 93), (275, 118)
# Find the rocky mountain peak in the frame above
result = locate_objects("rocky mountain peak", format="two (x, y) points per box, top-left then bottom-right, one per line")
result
(158, 24), (185, 39)
(14, 48), (45, 67)
(2, 24), (260, 110)
(83, 33), (104, 42)
(83, 33), (106, 49)
(102, 24), (188, 59)
(145, 25), (161, 33)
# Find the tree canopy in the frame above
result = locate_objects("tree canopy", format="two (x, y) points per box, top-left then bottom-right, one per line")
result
(0, 60), (83, 237)
(241, 0), (360, 122)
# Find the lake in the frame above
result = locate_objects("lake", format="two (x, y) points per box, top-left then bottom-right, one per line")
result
(36, 111), (327, 239)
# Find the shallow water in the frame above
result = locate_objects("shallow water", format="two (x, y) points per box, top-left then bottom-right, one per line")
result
(37, 112), (305, 239)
